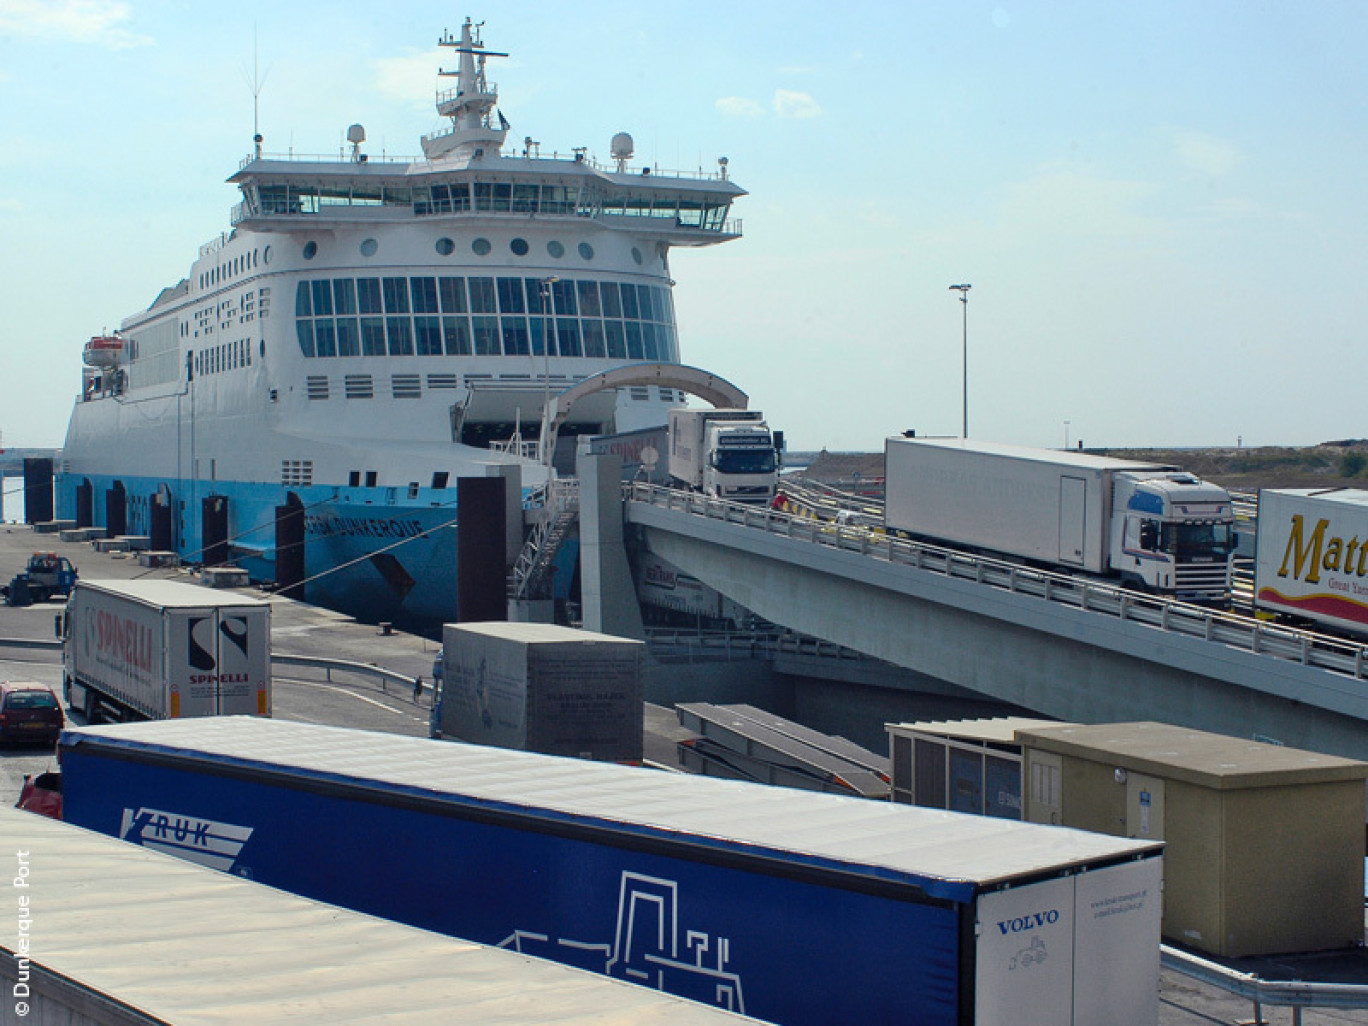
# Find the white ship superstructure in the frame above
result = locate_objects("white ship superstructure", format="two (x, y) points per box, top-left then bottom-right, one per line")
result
(57, 17), (744, 626)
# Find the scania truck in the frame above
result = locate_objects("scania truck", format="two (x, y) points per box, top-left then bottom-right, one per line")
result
(884, 437), (1237, 603)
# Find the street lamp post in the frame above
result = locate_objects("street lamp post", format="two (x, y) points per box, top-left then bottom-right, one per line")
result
(949, 284), (971, 437)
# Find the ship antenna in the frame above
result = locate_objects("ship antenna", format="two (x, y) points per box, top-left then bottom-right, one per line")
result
(244, 25), (270, 158)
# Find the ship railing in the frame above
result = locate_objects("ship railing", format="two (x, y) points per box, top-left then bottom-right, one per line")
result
(645, 628), (868, 664)
(624, 481), (1368, 683)
(488, 436), (542, 461)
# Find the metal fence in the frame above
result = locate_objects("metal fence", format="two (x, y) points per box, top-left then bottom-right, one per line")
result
(626, 482), (1368, 683)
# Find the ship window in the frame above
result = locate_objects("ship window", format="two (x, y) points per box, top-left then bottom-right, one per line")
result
(576, 280), (602, 317)
(295, 281), (312, 316)
(442, 316), (472, 355)
(474, 181), (512, 212)
(410, 276), (439, 314)
(510, 237), (529, 256)
(310, 280), (333, 316)
(336, 318), (359, 356)
(530, 316), (549, 356)
(512, 184), (539, 212)
(472, 316), (499, 355)
(360, 317), (386, 356)
(383, 187), (412, 207)
(365, 471), (377, 487)
(467, 277), (496, 314)
(296, 321), (316, 358)
(435, 237), (455, 256)
(600, 281), (623, 318)
(547, 240), (565, 258)
(382, 277), (410, 314)
(641, 323), (660, 360)
(550, 278), (577, 316)
(439, 276), (467, 313)
(357, 277), (383, 314)
(605, 320), (627, 359)
(496, 277), (525, 314)
(302, 240), (318, 260)
(349, 471), (361, 487)
(353, 186), (382, 206)
(578, 242), (594, 261)
(555, 317), (582, 357)
(625, 322), (644, 360)
(542, 186), (576, 215)
(333, 279), (357, 315)
(582, 319), (606, 358)
(360, 238), (378, 257)
(631, 246), (643, 265)
(314, 320), (337, 358)
(471, 237), (492, 256)
(386, 317), (414, 356)
(415, 316), (442, 355)
(432, 472), (449, 490)
(524, 278), (546, 314)
(501, 316), (530, 355)
(408, 482), (420, 499)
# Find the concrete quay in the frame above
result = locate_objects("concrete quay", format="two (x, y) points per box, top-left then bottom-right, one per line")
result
(0, 523), (1364, 1024)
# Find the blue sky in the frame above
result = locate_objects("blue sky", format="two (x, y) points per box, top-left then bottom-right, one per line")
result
(2, 0), (1366, 452)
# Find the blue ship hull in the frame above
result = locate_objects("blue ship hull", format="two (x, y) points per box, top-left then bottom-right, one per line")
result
(56, 471), (470, 630)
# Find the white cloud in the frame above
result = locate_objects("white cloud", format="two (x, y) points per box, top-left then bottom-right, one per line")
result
(716, 96), (765, 118)
(1171, 128), (1242, 176)
(773, 89), (822, 119)
(0, 0), (151, 49)
(997, 164), (1164, 239)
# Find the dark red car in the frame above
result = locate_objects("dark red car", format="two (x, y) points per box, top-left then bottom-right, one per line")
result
(0, 681), (65, 745)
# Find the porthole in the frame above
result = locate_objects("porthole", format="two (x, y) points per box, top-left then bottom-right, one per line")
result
(472, 237), (492, 256)
(631, 247), (643, 265)
(547, 240), (565, 258)
(302, 241), (318, 260)
(510, 237), (529, 256)
(578, 242), (594, 261)
(435, 237), (455, 256)
(360, 238), (378, 257)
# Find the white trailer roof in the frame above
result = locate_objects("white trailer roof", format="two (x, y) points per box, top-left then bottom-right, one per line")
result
(1268, 487), (1368, 508)
(80, 577), (272, 609)
(63, 718), (1161, 899)
(0, 807), (759, 1025)
(886, 435), (1175, 473)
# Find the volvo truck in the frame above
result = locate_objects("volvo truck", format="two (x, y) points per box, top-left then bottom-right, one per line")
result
(668, 408), (779, 504)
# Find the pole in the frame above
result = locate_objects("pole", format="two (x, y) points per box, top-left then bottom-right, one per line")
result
(949, 284), (971, 437)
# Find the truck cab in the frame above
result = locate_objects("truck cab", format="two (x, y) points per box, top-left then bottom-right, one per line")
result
(1112, 473), (1236, 603)
(704, 422), (779, 503)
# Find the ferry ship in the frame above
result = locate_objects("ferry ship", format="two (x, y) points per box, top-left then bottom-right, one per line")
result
(56, 17), (744, 628)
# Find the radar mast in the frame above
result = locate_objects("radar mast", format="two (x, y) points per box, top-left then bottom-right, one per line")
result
(422, 18), (510, 161)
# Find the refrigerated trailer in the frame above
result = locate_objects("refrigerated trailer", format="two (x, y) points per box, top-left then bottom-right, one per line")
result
(61, 579), (271, 722)
(884, 437), (1236, 602)
(60, 717), (1164, 1026)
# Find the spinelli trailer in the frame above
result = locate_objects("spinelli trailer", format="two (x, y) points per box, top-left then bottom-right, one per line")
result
(61, 579), (271, 722)
(61, 718), (1164, 1026)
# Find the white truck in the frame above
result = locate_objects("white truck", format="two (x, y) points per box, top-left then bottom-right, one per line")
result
(668, 407), (779, 504)
(61, 579), (272, 722)
(1253, 487), (1368, 636)
(884, 437), (1237, 603)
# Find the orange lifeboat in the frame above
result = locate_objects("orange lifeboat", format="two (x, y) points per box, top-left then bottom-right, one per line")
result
(82, 334), (124, 369)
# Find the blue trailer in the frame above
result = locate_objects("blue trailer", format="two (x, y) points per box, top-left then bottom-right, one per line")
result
(59, 718), (1164, 1026)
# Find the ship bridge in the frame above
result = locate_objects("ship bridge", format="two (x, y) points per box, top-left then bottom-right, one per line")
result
(573, 455), (1368, 763)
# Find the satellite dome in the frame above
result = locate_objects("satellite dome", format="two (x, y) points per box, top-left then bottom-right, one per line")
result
(610, 132), (634, 160)
(347, 124), (367, 145)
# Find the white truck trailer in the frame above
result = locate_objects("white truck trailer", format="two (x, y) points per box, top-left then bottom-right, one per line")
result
(668, 408), (779, 504)
(884, 437), (1236, 602)
(1254, 487), (1368, 636)
(61, 578), (271, 722)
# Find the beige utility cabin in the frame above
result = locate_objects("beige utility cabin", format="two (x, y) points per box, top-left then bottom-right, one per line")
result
(1017, 720), (1368, 958)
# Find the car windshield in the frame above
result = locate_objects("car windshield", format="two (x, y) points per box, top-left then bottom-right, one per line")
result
(6, 691), (58, 710)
